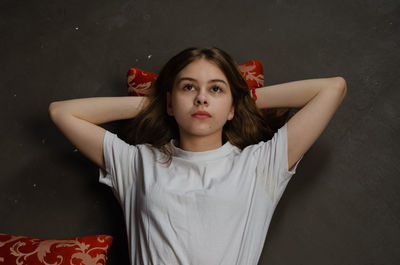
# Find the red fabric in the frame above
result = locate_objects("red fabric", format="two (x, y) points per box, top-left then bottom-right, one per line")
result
(0, 233), (113, 265)
(127, 68), (158, 96)
(237, 59), (264, 100)
(127, 59), (264, 100)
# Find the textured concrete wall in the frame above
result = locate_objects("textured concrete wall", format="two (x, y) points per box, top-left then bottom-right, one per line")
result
(1, 0), (399, 264)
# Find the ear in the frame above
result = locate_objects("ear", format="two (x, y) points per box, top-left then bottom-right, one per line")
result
(166, 91), (174, 116)
(227, 105), (235, 120)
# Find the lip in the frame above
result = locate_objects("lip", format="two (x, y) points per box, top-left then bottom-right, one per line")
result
(191, 111), (211, 119)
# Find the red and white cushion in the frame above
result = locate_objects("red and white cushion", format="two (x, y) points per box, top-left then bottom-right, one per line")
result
(0, 233), (113, 265)
(127, 59), (264, 99)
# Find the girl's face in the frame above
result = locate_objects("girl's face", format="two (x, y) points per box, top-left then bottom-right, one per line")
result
(167, 58), (235, 143)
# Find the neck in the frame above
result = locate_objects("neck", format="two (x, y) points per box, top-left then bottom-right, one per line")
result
(178, 132), (223, 152)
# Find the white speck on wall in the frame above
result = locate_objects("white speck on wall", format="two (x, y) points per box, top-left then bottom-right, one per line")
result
(75, 26), (79, 30)
(135, 58), (139, 62)
(33, 184), (37, 188)
(14, 94), (17, 97)
(148, 54), (152, 59)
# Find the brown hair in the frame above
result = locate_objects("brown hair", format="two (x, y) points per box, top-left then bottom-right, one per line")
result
(121, 47), (287, 160)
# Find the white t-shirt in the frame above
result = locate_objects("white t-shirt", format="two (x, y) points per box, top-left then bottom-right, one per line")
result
(99, 123), (302, 265)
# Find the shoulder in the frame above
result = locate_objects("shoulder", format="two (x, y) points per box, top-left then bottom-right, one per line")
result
(104, 130), (162, 157)
(105, 130), (157, 149)
(243, 124), (287, 152)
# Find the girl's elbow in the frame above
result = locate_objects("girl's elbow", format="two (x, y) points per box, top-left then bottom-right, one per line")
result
(48, 101), (67, 122)
(330, 76), (347, 98)
(48, 101), (60, 117)
(320, 77), (347, 106)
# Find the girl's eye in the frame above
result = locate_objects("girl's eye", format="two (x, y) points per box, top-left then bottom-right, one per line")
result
(183, 84), (195, 91)
(211, 86), (222, 93)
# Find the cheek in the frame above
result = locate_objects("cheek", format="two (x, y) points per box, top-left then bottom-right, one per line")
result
(174, 92), (193, 106)
(223, 97), (234, 117)
(171, 94), (189, 117)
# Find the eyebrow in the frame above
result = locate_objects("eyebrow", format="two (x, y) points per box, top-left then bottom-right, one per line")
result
(176, 77), (228, 86)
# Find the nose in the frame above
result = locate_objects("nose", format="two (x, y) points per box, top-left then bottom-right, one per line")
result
(194, 90), (208, 106)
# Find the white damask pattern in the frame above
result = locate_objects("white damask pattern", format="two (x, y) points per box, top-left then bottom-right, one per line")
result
(0, 234), (110, 265)
(127, 68), (153, 96)
(238, 61), (264, 87)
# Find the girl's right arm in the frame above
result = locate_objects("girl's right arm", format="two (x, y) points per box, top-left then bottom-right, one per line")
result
(49, 97), (148, 170)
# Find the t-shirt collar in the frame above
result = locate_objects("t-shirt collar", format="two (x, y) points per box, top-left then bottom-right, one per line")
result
(169, 139), (235, 161)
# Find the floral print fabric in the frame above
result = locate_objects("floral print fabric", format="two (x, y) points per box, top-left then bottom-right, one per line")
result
(0, 233), (113, 265)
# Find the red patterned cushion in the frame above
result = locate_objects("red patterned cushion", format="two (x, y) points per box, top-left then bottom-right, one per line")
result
(127, 59), (264, 99)
(0, 233), (113, 265)
(127, 68), (158, 96)
(237, 60), (264, 99)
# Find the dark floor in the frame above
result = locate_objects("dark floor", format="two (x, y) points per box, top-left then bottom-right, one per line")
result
(1, 0), (399, 264)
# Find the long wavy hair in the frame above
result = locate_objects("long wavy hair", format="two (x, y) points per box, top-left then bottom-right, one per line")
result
(121, 47), (287, 161)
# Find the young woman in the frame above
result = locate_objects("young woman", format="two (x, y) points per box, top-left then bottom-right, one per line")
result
(49, 47), (346, 265)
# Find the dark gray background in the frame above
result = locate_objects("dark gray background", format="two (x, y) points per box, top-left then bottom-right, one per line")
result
(1, 0), (399, 264)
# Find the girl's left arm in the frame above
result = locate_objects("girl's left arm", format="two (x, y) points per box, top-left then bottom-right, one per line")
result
(255, 77), (347, 170)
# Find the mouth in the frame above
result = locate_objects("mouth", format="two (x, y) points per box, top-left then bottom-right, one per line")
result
(191, 111), (212, 119)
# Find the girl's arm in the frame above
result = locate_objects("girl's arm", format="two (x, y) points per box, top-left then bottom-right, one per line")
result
(49, 96), (148, 170)
(255, 77), (347, 170)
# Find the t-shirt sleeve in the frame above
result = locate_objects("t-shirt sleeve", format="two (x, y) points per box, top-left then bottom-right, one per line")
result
(99, 130), (137, 204)
(255, 123), (302, 204)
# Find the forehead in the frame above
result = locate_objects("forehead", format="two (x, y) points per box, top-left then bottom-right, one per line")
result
(175, 59), (228, 83)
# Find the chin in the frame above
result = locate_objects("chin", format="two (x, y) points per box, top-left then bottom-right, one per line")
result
(180, 126), (218, 137)
(191, 130), (223, 138)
